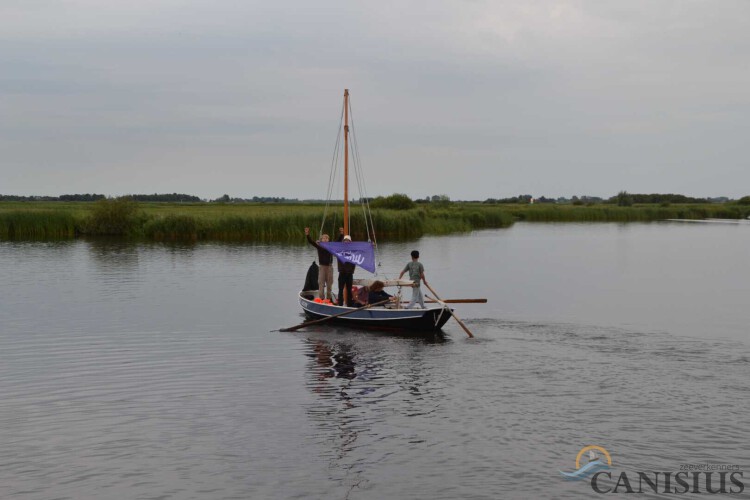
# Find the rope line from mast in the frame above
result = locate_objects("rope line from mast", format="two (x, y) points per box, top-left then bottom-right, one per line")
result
(349, 101), (378, 246)
(319, 91), (382, 276)
(321, 100), (345, 238)
(349, 103), (370, 240)
(348, 99), (380, 269)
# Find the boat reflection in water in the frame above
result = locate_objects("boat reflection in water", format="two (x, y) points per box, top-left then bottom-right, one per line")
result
(303, 336), (364, 488)
(301, 331), (448, 494)
(307, 338), (358, 385)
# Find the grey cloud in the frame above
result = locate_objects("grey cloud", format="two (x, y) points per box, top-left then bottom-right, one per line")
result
(1, 0), (749, 199)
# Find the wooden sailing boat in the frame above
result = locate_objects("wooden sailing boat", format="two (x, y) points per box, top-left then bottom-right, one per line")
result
(297, 89), (453, 332)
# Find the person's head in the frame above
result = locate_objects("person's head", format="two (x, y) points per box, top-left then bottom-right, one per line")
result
(321, 233), (330, 242)
(343, 235), (352, 243)
(411, 250), (419, 260)
(370, 280), (385, 292)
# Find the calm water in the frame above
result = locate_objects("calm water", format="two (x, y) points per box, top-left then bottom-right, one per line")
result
(1, 222), (749, 499)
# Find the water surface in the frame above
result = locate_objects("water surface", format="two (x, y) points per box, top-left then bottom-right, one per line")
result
(1, 222), (748, 498)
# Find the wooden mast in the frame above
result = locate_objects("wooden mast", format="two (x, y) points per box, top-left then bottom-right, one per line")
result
(342, 89), (350, 306)
(343, 89), (350, 236)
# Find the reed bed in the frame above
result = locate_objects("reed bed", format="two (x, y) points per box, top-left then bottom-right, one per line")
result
(1, 201), (747, 241)
(0, 210), (78, 239)
(498, 203), (750, 222)
(140, 206), (512, 241)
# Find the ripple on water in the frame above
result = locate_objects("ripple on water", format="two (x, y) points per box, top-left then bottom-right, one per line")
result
(2, 239), (750, 499)
(285, 320), (750, 499)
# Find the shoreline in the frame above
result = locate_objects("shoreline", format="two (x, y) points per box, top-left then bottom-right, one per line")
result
(1, 201), (747, 241)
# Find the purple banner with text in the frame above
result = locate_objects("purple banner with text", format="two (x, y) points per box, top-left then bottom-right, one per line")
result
(319, 241), (376, 273)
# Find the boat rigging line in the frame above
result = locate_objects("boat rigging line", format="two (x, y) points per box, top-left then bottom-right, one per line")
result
(348, 97), (381, 268)
(320, 91), (382, 273)
(320, 100), (345, 239)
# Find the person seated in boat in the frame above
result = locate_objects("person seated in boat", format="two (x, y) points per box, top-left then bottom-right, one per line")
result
(353, 281), (394, 307)
(335, 231), (356, 307)
(304, 226), (338, 301)
(367, 280), (394, 306)
(353, 285), (370, 307)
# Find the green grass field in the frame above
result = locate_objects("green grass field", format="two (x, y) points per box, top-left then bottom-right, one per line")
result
(1, 200), (747, 241)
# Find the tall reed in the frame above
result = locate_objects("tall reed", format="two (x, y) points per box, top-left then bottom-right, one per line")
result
(2, 201), (748, 241)
(0, 211), (77, 239)
(504, 204), (750, 222)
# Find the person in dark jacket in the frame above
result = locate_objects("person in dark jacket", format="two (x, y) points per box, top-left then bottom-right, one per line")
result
(367, 280), (393, 305)
(303, 261), (319, 292)
(336, 232), (356, 307)
(304, 227), (339, 300)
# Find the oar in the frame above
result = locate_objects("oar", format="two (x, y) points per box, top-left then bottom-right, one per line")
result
(424, 283), (474, 338)
(401, 298), (487, 304)
(279, 298), (392, 332)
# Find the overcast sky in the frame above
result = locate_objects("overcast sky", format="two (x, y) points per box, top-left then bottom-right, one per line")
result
(1, 0), (748, 200)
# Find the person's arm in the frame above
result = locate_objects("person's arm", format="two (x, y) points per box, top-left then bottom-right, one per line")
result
(304, 228), (322, 250)
(421, 270), (427, 286)
(420, 263), (427, 285)
(398, 264), (408, 280)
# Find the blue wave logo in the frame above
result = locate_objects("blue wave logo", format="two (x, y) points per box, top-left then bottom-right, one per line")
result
(560, 446), (613, 481)
(559, 459), (610, 481)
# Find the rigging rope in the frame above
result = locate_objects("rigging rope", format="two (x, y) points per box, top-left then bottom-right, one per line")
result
(320, 92), (381, 275)
(321, 101), (345, 238)
(348, 99), (380, 271)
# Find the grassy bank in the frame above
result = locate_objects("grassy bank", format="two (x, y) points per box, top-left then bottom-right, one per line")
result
(1, 200), (747, 241)
(0, 201), (515, 241)
(497, 203), (750, 222)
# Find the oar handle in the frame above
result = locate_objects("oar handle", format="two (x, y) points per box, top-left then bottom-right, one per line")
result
(401, 298), (487, 304)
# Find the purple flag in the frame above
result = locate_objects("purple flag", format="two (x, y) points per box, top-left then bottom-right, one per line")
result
(319, 241), (376, 273)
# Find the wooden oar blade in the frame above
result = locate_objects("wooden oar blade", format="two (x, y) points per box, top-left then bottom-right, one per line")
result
(420, 298), (486, 304)
(399, 298), (487, 305)
(442, 298), (486, 304)
(424, 286), (475, 338)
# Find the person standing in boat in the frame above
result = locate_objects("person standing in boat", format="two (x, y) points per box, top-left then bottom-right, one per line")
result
(399, 250), (427, 309)
(335, 231), (356, 307)
(304, 227), (338, 301)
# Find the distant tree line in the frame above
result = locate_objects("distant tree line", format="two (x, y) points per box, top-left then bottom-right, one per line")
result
(212, 195), (301, 203)
(607, 192), (711, 206)
(0, 193), (106, 201)
(3, 192), (747, 206)
(483, 195), (532, 204)
(130, 193), (201, 202)
(0, 193), (201, 202)
(481, 192), (732, 206)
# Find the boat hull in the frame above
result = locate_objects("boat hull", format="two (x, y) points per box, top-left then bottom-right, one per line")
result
(299, 292), (452, 332)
